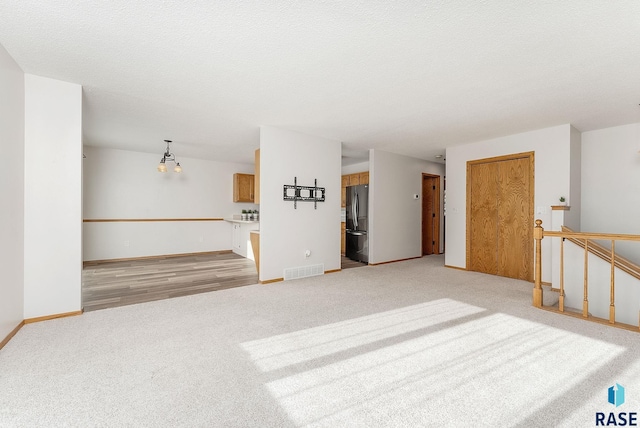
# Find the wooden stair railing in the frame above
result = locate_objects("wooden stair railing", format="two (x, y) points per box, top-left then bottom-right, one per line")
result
(533, 219), (640, 332)
(561, 226), (640, 282)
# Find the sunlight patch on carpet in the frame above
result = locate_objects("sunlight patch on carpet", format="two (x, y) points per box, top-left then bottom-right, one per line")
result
(241, 299), (486, 372)
(242, 300), (625, 427)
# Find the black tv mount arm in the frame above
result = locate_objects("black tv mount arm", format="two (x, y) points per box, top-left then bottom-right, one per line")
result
(283, 177), (325, 209)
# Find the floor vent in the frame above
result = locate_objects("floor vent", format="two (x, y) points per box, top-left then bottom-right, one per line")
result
(284, 264), (325, 281)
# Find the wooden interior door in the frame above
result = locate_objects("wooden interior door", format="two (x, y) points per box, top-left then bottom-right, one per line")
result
(497, 157), (533, 280)
(467, 152), (534, 281)
(468, 162), (499, 275)
(422, 174), (440, 255)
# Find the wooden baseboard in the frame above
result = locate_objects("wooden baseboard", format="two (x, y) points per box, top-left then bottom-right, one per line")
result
(1, 310), (83, 350)
(83, 250), (233, 267)
(24, 310), (84, 324)
(260, 277), (284, 284)
(541, 281), (552, 286)
(444, 264), (467, 271)
(0, 321), (24, 351)
(369, 256), (420, 266)
(325, 269), (341, 274)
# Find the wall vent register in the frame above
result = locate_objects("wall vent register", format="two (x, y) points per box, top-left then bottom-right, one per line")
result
(284, 264), (324, 280)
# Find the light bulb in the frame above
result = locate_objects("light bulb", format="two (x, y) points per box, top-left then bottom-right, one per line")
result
(174, 163), (182, 173)
(157, 161), (167, 173)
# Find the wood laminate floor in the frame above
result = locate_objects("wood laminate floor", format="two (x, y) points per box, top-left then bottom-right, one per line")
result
(82, 252), (259, 312)
(83, 252), (367, 312)
(341, 256), (368, 269)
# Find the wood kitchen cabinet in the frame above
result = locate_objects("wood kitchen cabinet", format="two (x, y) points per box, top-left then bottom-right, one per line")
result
(341, 171), (369, 207)
(250, 231), (260, 275)
(341, 175), (350, 207)
(341, 222), (346, 255)
(233, 173), (254, 202)
(254, 149), (260, 204)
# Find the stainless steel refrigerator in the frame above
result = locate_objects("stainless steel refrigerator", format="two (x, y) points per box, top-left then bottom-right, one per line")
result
(346, 184), (369, 263)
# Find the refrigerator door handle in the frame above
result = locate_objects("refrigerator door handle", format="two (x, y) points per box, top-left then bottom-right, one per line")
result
(353, 192), (358, 229)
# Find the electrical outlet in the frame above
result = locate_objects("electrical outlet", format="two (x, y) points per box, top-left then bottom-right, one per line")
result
(124, 240), (129, 247)
(199, 236), (204, 242)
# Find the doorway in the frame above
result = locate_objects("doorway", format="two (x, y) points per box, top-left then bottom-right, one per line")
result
(466, 152), (534, 281)
(422, 173), (441, 255)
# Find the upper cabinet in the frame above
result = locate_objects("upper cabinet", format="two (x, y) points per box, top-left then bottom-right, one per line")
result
(233, 173), (255, 202)
(341, 171), (369, 207)
(254, 149), (260, 205)
(341, 175), (350, 207)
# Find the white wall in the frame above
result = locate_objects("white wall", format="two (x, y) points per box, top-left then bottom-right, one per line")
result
(565, 125), (582, 230)
(369, 150), (445, 264)
(563, 240), (639, 326)
(445, 124), (573, 282)
(83, 146), (257, 260)
(260, 126), (341, 281)
(0, 43), (25, 338)
(581, 122), (640, 263)
(24, 74), (82, 319)
(341, 160), (369, 175)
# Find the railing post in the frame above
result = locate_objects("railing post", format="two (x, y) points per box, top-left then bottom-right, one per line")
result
(609, 240), (615, 324)
(583, 239), (589, 318)
(533, 219), (543, 308)
(559, 237), (565, 312)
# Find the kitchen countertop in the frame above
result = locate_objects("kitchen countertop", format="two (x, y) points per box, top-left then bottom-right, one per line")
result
(224, 218), (259, 224)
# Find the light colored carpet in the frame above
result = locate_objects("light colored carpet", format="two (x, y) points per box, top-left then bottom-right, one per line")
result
(1, 255), (639, 427)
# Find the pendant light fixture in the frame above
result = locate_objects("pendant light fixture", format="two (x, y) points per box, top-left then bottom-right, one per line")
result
(157, 139), (182, 173)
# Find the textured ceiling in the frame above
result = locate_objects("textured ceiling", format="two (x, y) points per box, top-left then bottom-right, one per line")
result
(1, 1), (639, 165)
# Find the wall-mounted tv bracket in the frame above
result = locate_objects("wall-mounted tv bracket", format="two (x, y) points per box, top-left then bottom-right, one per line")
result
(283, 177), (325, 209)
